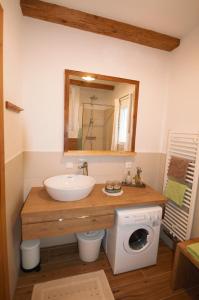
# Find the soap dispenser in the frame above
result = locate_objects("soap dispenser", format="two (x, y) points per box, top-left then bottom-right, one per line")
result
(125, 170), (132, 185)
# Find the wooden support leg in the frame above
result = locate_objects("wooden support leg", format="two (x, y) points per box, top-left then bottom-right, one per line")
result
(172, 244), (199, 290)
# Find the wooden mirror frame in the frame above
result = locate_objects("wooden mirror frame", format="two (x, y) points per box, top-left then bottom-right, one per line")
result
(64, 69), (139, 156)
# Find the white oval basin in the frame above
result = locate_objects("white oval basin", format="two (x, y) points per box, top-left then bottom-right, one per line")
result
(44, 174), (96, 201)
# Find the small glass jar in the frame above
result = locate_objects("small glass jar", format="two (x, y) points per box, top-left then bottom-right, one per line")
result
(105, 181), (114, 192)
(125, 170), (132, 185)
(113, 180), (122, 191)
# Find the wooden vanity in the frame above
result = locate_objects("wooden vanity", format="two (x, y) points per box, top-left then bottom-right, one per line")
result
(21, 184), (166, 240)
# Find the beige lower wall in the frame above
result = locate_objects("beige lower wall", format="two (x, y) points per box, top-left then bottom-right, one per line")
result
(24, 151), (166, 247)
(5, 153), (24, 299)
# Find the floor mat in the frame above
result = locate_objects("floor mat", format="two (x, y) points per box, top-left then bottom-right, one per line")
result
(31, 270), (115, 300)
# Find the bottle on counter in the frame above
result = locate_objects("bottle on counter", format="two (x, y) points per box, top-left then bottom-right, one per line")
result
(125, 170), (132, 185)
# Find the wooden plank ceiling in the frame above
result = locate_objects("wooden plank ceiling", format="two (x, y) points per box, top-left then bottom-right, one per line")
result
(20, 0), (180, 51)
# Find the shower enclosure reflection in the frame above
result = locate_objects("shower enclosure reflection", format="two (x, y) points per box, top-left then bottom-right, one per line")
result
(65, 70), (139, 153)
(82, 96), (114, 150)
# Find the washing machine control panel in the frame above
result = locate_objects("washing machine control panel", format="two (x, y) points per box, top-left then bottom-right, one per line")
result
(117, 213), (161, 226)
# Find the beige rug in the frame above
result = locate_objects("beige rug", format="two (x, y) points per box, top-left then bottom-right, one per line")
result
(31, 270), (115, 300)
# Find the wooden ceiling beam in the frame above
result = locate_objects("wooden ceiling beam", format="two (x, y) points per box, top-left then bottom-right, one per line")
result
(20, 0), (180, 51)
(70, 79), (114, 90)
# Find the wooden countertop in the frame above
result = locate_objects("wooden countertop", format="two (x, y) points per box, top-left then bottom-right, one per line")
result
(21, 184), (166, 224)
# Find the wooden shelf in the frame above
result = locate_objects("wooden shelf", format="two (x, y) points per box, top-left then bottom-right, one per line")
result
(5, 101), (23, 113)
(21, 184), (166, 240)
(64, 150), (136, 157)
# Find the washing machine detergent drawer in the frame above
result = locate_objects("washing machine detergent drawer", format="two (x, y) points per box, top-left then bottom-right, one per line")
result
(118, 217), (160, 227)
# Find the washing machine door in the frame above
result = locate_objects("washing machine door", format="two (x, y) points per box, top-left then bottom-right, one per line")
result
(123, 225), (154, 254)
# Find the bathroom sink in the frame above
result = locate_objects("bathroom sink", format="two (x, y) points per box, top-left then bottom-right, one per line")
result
(44, 174), (96, 201)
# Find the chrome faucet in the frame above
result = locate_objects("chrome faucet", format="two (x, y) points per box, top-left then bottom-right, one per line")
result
(79, 161), (88, 176)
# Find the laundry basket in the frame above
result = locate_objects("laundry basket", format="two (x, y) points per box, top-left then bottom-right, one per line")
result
(76, 230), (105, 262)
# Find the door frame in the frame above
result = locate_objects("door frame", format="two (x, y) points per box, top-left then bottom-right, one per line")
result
(0, 4), (10, 300)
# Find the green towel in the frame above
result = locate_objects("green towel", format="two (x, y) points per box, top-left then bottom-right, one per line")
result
(77, 128), (83, 150)
(187, 243), (199, 262)
(164, 179), (186, 206)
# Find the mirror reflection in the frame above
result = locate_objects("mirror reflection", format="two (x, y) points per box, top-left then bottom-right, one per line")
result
(65, 71), (139, 153)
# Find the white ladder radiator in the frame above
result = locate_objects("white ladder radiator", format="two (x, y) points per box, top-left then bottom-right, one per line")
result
(162, 132), (199, 241)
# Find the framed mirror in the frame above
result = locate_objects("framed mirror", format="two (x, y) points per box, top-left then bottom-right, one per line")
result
(64, 70), (139, 155)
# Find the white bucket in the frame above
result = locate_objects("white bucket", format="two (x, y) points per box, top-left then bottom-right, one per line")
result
(76, 230), (105, 262)
(21, 239), (40, 270)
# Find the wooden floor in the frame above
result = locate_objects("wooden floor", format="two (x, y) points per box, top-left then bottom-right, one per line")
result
(15, 241), (199, 300)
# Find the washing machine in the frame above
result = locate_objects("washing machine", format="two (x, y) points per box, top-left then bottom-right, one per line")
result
(104, 206), (162, 274)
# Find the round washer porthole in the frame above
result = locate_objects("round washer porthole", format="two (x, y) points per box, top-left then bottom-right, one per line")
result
(129, 228), (148, 250)
(123, 226), (154, 254)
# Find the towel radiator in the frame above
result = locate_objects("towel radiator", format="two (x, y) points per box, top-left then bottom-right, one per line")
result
(162, 132), (199, 241)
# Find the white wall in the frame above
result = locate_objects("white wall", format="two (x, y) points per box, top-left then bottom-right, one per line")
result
(2, 0), (23, 162)
(165, 25), (199, 237)
(166, 25), (199, 134)
(22, 18), (170, 153)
